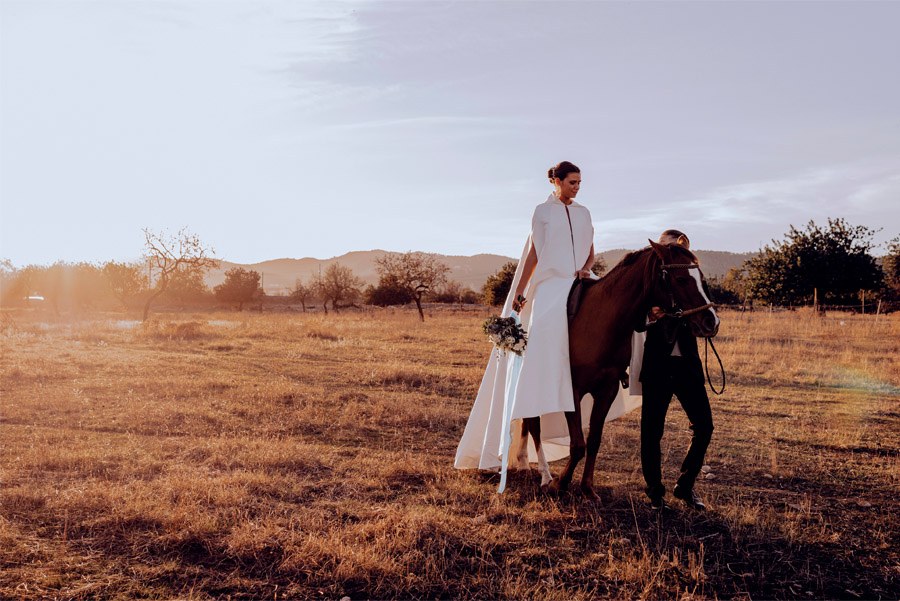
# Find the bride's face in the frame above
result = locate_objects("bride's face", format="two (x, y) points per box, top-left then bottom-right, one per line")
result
(556, 173), (581, 199)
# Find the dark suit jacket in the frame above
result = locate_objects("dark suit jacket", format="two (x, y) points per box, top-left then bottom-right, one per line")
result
(636, 315), (701, 383)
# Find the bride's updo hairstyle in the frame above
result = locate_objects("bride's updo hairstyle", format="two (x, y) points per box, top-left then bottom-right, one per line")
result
(548, 161), (580, 182)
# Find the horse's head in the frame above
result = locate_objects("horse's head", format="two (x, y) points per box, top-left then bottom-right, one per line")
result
(648, 240), (720, 337)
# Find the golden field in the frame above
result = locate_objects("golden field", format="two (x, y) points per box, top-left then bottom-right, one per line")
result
(1, 307), (898, 600)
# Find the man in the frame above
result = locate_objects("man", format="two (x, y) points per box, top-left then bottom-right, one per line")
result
(637, 230), (714, 511)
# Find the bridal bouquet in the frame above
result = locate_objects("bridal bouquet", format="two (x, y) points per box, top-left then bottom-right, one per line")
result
(482, 316), (528, 356)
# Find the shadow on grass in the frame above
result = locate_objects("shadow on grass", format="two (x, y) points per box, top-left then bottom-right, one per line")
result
(472, 467), (897, 600)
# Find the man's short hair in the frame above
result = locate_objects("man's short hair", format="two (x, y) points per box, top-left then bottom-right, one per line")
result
(659, 229), (690, 248)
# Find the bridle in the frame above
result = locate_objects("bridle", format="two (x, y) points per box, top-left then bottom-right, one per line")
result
(659, 262), (715, 318)
(657, 260), (726, 395)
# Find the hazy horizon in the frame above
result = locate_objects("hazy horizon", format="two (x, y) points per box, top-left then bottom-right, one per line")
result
(2, 1), (899, 267)
(0, 244), (762, 270)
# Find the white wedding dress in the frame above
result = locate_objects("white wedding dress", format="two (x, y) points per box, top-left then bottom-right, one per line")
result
(454, 193), (642, 488)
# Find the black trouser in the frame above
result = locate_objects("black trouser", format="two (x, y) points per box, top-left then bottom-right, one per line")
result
(640, 355), (714, 498)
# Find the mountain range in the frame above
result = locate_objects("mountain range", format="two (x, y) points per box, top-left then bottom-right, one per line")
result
(206, 249), (755, 295)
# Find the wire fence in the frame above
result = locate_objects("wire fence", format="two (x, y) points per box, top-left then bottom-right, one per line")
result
(714, 300), (900, 314)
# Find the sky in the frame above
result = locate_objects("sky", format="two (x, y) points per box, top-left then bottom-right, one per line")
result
(1, 0), (899, 267)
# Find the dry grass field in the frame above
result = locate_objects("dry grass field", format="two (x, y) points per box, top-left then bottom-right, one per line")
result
(1, 306), (898, 600)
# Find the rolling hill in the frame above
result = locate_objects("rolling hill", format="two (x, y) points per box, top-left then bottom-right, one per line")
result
(207, 249), (754, 295)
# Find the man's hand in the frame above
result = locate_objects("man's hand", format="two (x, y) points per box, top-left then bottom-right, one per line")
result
(648, 306), (666, 323)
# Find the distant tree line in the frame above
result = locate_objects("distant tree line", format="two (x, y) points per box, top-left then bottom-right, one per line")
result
(704, 219), (898, 310)
(3, 219), (897, 319)
(0, 239), (484, 322)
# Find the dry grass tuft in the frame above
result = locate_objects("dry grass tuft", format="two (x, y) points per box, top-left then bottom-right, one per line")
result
(137, 319), (210, 341)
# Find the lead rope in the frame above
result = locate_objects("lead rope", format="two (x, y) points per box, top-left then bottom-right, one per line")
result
(704, 336), (726, 395)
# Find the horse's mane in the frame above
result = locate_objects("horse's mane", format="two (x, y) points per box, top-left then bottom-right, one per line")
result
(599, 247), (654, 285)
(602, 243), (697, 275)
(596, 243), (698, 289)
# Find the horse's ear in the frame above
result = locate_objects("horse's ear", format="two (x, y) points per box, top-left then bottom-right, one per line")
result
(649, 239), (667, 260)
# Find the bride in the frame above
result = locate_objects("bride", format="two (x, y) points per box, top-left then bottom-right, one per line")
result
(455, 162), (640, 492)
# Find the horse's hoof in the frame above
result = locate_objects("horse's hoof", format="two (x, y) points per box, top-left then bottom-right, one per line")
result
(547, 479), (567, 496)
(580, 486), (600, 502)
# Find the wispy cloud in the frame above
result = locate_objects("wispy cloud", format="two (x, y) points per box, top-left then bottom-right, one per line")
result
(331, 116), (502, 131)
(678, 157), (900, 223)
(592, 159), (900, 250)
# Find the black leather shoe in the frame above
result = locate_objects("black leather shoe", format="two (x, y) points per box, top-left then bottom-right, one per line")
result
(646, 483), (667, 510)
(673, 485), (706, 511)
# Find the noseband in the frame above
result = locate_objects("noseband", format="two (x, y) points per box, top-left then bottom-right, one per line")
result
(659, 262), (715, 318)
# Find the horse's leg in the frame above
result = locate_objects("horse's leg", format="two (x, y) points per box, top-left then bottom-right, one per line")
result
(548, 391), (585, 494)
(580, 377), (620, 499)
(524, 416), (553, 488)
(512, 419), (530, 471)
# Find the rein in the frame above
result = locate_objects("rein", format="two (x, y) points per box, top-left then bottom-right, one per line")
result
(704, 336), (726, 395)
(664, 302), (715, 318)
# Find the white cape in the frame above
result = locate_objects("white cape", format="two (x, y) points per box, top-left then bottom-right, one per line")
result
(454, 234), (644, 482)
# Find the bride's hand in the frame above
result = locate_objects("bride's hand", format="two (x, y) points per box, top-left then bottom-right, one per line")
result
(512, 294), (527, 312)
(576, 269), (592, 279)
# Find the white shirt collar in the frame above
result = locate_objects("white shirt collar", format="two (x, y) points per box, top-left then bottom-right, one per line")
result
(547, 192), (579, 207)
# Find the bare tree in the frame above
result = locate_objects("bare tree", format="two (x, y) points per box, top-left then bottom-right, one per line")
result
(142, 228), (218, 321)
(312, 263), (363, 313)
(375, 252), (450, 321)
(291, 278), (313, 312)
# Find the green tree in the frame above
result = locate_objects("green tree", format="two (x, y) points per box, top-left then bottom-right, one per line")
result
(883, 236), (900, 299)
(428, 280), (465, 304)
(1, 264), (30, 307)
(365, 281), (414, 307)
(102, 261), (146, 311)
(744, 218), (883, 306)
(722, 267), (750, 304)
(214, 268), (261, 311)
(164, 267), (210, 308)
(0, 260), (16, 308)
(482, 261), (517, 306)
(591, 255), (607, 277)
(14, 262), (108, 314)
(704, 276), (740, 305)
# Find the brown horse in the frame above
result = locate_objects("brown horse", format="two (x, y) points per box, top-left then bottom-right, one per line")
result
(522, 240), (720, 498)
